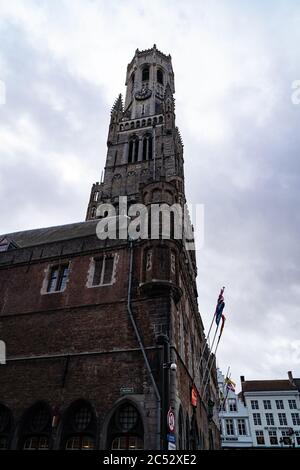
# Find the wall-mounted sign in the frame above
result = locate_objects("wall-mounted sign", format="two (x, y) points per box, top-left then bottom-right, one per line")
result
(120, 387), (134, 395)
(191, 385), (198, 407)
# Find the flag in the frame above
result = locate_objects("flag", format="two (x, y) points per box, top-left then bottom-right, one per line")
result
(215, 287), (225, 325)
(225, 376), (236, 392)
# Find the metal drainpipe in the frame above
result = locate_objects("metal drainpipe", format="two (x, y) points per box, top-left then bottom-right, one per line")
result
(127, 240), (161, 450)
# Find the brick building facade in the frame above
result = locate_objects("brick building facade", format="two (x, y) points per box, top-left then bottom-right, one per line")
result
(0, 46), (220, 450)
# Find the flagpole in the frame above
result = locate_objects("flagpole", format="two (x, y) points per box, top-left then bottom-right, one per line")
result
(201, 318), (226, 397)
(221, 373), (232, 412)
(220, 367), (230, 412)
(193, 287), (225, 383)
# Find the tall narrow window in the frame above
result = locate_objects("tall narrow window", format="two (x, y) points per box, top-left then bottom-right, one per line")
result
(93, 258), (103, 286)
(93, 191), (99, 202)
(103, 256), (114, 284)
(128, 140), (133, 163)
(142, 66), (149, 82)
(225, 419), (234, 435)
(157, 69), (164, 85)
(128, 137), (139, 163)
(47, 264), (69, 292)
(142, 134), (153, 161)
(92, 255), (115, 286)
(91, 207), (96, 218)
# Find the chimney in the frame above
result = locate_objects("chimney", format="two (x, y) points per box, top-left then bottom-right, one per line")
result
(288, 371), (294, 384)
(240, 375), (245, 383)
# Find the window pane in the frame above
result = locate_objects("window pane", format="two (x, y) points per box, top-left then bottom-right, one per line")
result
(93, 258), (103, 286)
(47, 267), (58, 292)
(74, 406), (92, 432)
(58, 265), (69, 291)
(118, 405), (138, 432)
(103, 256), (114, 284)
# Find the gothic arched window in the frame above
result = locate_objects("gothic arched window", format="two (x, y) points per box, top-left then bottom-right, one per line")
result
(20, 402), (51, 450)
(142, 66), (149, 82)
(157, 69), (164, 85)
(142, 133), (153, 161)
(107, 402), (144, 450)
(91, 207), (96, 218)
(128, 136), (139, 163)
(60, 400), (96, 450)
(0, 404), (13, 450)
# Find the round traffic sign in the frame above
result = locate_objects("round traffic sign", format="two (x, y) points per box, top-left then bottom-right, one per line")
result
(167, 408), (175, 432)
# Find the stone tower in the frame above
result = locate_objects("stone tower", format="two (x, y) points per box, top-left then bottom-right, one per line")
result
(86, 44), (185, 220)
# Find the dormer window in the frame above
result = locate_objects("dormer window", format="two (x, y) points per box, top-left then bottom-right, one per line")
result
(142, 66), (149, 82)
(0, 237), (19, 252)
(157, 69), (164, 85)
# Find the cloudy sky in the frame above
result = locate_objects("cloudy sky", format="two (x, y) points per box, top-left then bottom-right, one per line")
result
(1, 0), (300, 387)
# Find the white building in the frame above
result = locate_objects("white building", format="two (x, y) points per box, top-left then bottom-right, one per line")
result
(240, 371), (300, 448)
(218, 370), (253, 448)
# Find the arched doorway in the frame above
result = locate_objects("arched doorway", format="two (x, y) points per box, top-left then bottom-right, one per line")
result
(107, 402), (144, 450)
(60, 400), (97, 450)
(19, 402), (51, 450)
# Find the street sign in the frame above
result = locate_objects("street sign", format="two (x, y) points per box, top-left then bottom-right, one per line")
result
(120, 387), (134, 395)
(167, 434), (176, 443)
(167, 408), (175, 433)
(168, 442), (176, 450)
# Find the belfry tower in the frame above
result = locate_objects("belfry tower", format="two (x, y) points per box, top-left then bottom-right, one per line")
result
(86, 44), (185, 220)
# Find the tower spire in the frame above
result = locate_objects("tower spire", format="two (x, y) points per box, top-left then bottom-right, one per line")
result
(111, 93), (123, 115)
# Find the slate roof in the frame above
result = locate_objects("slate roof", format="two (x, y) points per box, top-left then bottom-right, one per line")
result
(242, 380), (298, 393)
(0, 220), (99, 248)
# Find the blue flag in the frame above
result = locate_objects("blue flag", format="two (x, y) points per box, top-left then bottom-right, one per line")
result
(215, 288), (225, 325)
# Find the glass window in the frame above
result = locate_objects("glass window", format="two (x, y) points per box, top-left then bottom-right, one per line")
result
(118, 405), (138, 432)
(142, 67), (149, 82)
(266, 413), (274, 426)
(278, 413), (287, 425)
(111, 436), (143, 450)
(237, 419), (246, 435)
(251, 400), (259, 410)
(269, 431), (278, 445)
(92, 256), (115, 286)
(295, 431), (300, 445)
(225, 419), (235, 436)
(228, 399), (237, 412)
(74, 406), (92, 432)
(256, 430), (265, 445)
(276, 400), (284, 410)
(103, 256), (114, 285)
(280, 431), (291, 446)
(47, 264), (69, 292)
(23, 436), (49, 450)
(253, 413), (261, 426)
(65, 435), (94, 450)
(263, 400), (271, 410)
(289, 400), (297, 409)
(292, 413), (300, 425)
